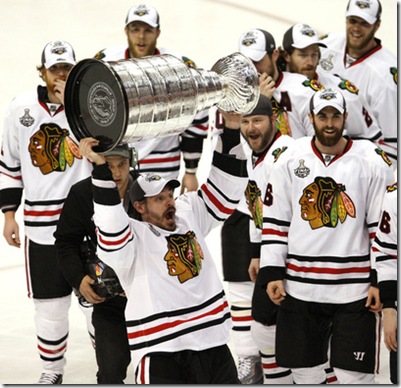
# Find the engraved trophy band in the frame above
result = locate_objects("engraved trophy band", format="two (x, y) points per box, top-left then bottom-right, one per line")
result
(64, 52), (259, 152)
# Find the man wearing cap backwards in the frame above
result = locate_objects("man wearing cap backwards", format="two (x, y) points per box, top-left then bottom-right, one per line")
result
(55, 144), (139, 383)
(0, 41), (93, 384)
(318, 0), (397, 164)
(94, 3), (208, 194)
(78, 107), (249, 383)
(259, 88), (394, 384)
(281, 23), (385, 152)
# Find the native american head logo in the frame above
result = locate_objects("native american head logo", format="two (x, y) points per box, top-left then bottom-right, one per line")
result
(28, 123), (82, 175)
(245, 180), (263, 230)
(299, 176), (356, 230)
(271, 97), (291, 136)
(164, 231), (204, 283)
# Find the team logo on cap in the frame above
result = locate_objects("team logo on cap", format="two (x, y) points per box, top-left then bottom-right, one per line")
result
(145, 173), (161, 182)
(242, 31), (258, 47)
(300, 24), (317, 37)
(299, 176), (356, 230)
(134, 4), (151, 17)
(354, 0), (372, 10)
(50, 41), (69, 56)
(319, 89), (337, 101)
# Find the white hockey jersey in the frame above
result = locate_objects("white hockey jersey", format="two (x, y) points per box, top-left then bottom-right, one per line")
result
(94, 45), (209, 179)
(260, 136), (394, 304)
(244, 133), (295, 247)
(92, 138), (248, 370)
(318, 33), (397, 162)
(271, 72), (323, 139)
(0, 88), (93, 244)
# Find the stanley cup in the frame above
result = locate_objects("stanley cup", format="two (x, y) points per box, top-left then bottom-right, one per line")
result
(64, 52), (260, 152)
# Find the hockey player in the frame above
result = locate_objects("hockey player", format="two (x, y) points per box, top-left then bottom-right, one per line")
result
(260, 88), (394, 384)
(226, 95), (295, 383)
(318, 0), (397, 163)
(0, 41), (93, 384)
(94, 3), (209, 192)
(372, 182), (398, 384)
(55, 144), (139, 383)
(79, 107), (248, 383)
(209, 27), (323, 383)
(281, 23), (383, 148)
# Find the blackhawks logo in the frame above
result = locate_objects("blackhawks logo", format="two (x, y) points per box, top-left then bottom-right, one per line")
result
(164, 231), (204, 283)
(299, 177), (356, 230)
(271, 98), (291, 136)
(28, 124), (82, 175)
(245, 180), (263, 230)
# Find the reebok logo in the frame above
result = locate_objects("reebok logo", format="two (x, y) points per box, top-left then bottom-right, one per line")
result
(353, 352), (365, 361)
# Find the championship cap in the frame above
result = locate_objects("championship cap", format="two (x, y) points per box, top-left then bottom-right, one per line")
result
(282, 23), (327, 51)
(310, 88), (347, 115)
(239, 29), (276, 62)
(243, 95), (273, 117)
(104, 143), (131, 159)
(129, 173), (180, 202)
(41, 40), (76, 69)
(125, 4), (160, 28)
(345, 0), (382, 24)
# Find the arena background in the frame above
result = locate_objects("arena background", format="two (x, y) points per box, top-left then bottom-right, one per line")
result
(0, 0), (397, 384)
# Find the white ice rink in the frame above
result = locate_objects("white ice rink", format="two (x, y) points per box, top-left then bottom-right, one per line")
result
(0, 0), (398, 384)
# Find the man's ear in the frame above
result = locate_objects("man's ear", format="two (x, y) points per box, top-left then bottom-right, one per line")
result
(133, 200), (144, 214)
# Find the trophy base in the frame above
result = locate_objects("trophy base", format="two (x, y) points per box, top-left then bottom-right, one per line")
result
(64, 59), (128, 152)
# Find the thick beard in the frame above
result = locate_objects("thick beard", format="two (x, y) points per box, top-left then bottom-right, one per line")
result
(315, 128), (343, 147)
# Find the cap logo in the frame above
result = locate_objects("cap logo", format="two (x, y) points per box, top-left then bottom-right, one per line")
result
(50, 41), (69, 56)
(134, 4), (151, 17)
(319, 89), (337, 101)
(300, 24), (317, 38)
(354, 0), (372, 10)
(242, 31), (258, 47)
(144, 173), (162, 182)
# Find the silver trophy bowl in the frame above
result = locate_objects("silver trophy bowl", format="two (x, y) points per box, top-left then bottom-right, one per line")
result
(64, 52), (259, 151)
